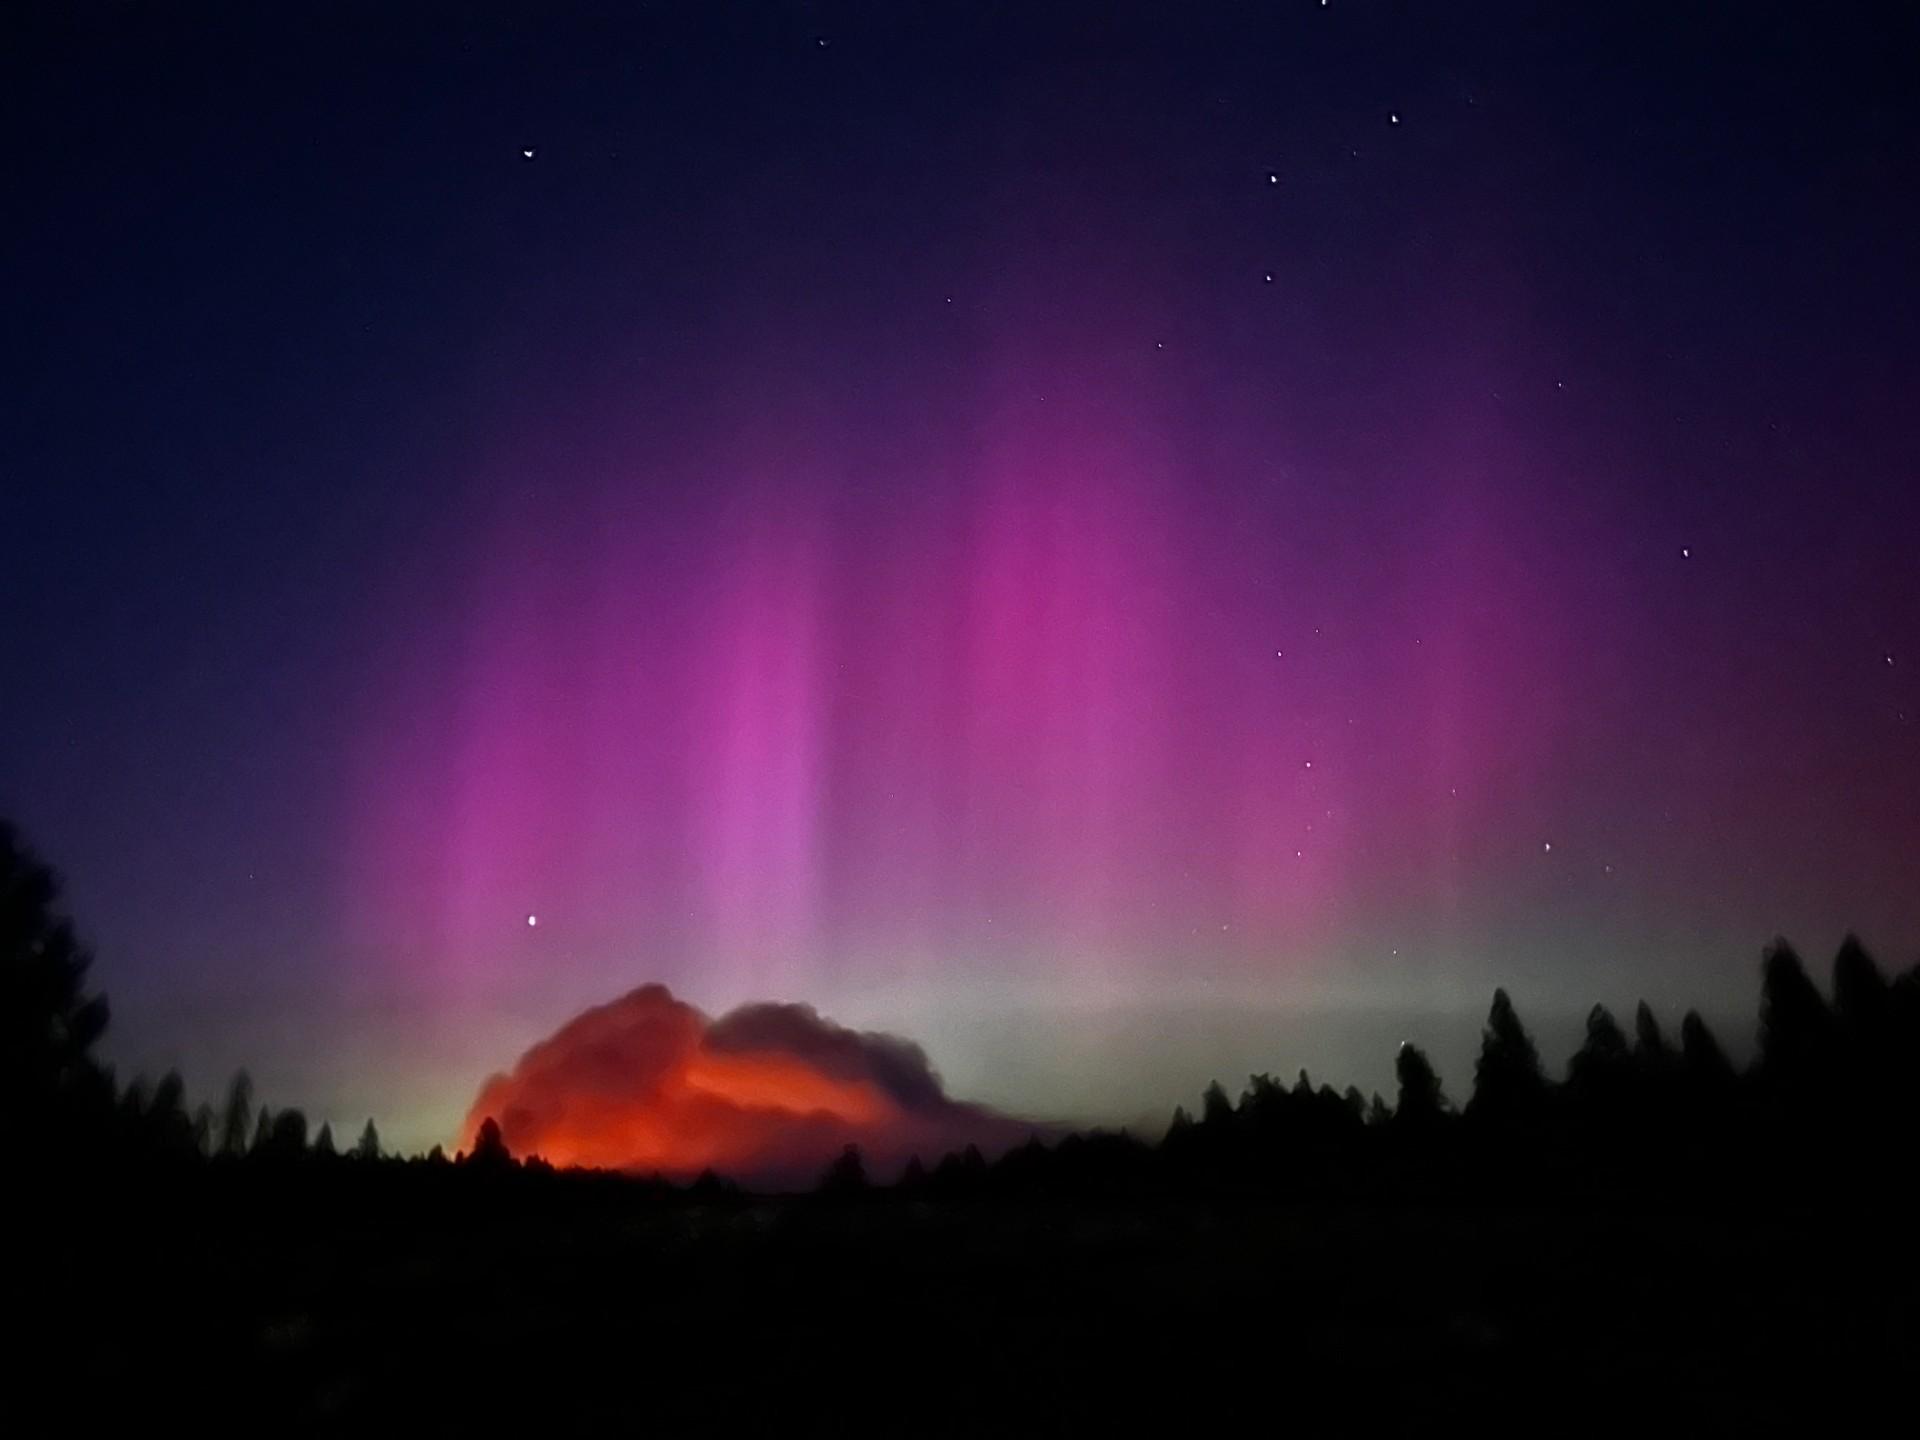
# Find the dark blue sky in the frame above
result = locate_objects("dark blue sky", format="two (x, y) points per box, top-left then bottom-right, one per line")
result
(4, 2), (1916, 1148)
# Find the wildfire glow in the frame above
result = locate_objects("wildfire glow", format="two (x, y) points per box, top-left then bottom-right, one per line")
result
(458, 983), (1033, 1185)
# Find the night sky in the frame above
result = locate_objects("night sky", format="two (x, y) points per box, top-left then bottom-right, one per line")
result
(4, 2), (1917, 1153)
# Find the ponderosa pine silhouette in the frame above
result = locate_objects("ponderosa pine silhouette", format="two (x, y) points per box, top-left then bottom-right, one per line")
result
(191, 1100), (214, 1155)
(1468, 988), (1548, 1126)
(1566, 1004), (1632, 1098)
(818, 1143), (869, 1196)
(1, 821), (113, 1154)
(1393, 1041), (1449, 1128)
(1832, 934), (1889, 1029)
(1832, 933), (1899, 1107)
(1680, 1009), (1735, 1088)
(1758, 938), (1835, 1084)
(1201, 1079), (1234, 1126)
(1632, 1001), (1673, 1069)
(465, 1115), (513, 1170)
(265, 1108), (309, 1158)
(218, 1070), (252, 1157)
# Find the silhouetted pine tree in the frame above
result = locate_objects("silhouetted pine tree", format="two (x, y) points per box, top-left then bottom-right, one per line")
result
(1, 822), (113, 1154)
(931, 1143), (990, 1197)
(353, 1119), (381, 1160)
(144, 1070), (196, 1158)
(266, 1109), (308, 1158)
(1680, 1011), (1736, 1091)
(219, 1071), (253, 1157)
(1566, 1004), (1632, 1098)
(1468, 989), (1549, 1124)
(1633, 1001), (1674, 1071)
(818, 1143), (869, 1196)
(1393, 1043), (1449, 1128)
(1757, 938), (1834, 1084)
(465, 1116), (512, 1170)
(1201, 1080), (1235, 1127)
(1892, 964), (1920, 1098)
(1832, 935), (1891, 1047)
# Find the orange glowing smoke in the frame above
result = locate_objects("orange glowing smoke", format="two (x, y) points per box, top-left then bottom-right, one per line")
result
(458, 983), (1034, 1185)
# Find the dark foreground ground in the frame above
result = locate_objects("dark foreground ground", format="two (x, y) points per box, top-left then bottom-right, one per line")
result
(25, 1172), (1917, 1434)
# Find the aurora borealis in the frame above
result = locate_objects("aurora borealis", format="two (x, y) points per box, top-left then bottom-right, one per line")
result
(3, 4), (1916, 1155)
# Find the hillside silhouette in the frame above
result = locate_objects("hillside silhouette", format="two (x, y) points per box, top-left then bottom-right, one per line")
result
(9, 817), (1919, 1431)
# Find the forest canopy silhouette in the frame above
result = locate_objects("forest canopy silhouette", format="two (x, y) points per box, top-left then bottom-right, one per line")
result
(10, 815), (1920, 1431)
(9, 814), (1919, 1200)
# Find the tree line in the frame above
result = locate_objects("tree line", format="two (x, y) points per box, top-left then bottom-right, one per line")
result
(8, 817), (1919, 1206)
(836, 932), (1920, 1207)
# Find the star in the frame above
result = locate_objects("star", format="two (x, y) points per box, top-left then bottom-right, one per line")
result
(1263, 272), (1274, 283)
(1542, 842), (1553, 854)
(521, 147), (536, 160)
(526, 914), (538, 927)
(1268, 173), (1279, 184)
(1681, 546), (1691, 558)
(1390, 113), (1400, 125)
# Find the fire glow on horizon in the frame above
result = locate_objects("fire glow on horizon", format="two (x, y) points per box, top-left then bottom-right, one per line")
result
(460, 983), (1034, 1184)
